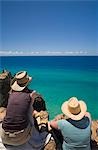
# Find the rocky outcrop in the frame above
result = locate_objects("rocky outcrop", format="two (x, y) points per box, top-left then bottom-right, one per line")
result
(0, 70), (12, 107)
(91, 120), (98, 149)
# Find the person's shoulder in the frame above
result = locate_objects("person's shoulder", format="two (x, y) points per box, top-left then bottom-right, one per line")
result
(85, 112), (92, 122)
(30, 90), (36, 97)
(57, 119), (69, 128)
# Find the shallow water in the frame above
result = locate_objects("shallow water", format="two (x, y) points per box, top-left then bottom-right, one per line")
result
(0, 56), (98, 119)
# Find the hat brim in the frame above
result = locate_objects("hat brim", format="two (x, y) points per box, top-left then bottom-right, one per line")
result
(11, 76), (32, 91)
(61, 100), (87, 120)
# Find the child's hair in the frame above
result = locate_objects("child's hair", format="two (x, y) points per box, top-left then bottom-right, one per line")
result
(33, 96), (46, 112)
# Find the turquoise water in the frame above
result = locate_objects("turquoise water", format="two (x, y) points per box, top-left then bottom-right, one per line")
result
(0, 56), (98, 119)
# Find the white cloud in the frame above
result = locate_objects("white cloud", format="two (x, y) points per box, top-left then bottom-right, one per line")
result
(0, 50), (97, 56)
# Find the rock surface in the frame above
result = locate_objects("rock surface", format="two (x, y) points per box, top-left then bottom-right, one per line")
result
(0, 70), (12, 107)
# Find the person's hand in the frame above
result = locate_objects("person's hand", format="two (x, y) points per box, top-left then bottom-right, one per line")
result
(30, 90), (37, 101)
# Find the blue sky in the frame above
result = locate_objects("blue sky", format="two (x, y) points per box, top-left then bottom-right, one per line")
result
(0, 0), (97, 56)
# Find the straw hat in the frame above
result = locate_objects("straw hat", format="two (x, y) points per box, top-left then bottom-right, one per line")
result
(61, 97), (87, 120)
(11, 71), (32, 91)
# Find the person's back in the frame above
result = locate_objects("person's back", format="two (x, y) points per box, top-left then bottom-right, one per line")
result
(1, 71), (36, 146)
(2, 91), (31, 132)
(58, 117), (91, 150)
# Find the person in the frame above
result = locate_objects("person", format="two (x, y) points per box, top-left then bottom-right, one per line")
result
(32, 95), (49, 132)
(32, 95), (57, 150)
(1, 70), (37, 146)
(49, 97), (91, 150)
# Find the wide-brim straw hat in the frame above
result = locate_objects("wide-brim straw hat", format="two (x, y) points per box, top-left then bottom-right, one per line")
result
(61, 97), (87, 120)
(11, 71), (32, 92)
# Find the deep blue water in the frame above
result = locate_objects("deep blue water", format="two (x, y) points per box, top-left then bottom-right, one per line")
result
(1, 56), (98, 71)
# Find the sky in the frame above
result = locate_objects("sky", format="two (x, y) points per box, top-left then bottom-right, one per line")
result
(0, 0), (98, 56)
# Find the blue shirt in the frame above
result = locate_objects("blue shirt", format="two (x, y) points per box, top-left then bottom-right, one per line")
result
(57, 119), (91, 150)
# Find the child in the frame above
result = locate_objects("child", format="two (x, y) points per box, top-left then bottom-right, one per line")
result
(32, 95), (56, 150)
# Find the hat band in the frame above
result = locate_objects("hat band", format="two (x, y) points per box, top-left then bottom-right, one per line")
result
(68, 105), (81, 115)
(17, 76), (29, 85)
(16, 71), (27, 79)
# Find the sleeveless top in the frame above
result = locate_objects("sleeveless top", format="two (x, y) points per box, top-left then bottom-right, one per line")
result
(57, 118), (91, 150)
(2, 92), (31, 132)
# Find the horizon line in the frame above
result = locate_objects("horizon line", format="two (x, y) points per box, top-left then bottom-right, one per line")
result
(0, 50), (98, 56)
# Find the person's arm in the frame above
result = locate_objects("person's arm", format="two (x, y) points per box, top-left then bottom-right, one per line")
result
(49, 120), (59, 129)
(30, 91), (43, 103)
(30, 90), (37, 102)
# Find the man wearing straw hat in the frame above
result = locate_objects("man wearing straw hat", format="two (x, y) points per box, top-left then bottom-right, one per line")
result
(49, 97), (91, 150)
(1, 71), (37, 146)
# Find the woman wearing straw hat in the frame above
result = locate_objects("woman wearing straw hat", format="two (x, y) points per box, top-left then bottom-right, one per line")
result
(49, 97), (91, 150)
(1, 71), (37, 146)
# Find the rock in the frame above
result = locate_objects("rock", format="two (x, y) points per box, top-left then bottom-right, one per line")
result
(0, 70), (12, 107)
(91, 120), (98, 149)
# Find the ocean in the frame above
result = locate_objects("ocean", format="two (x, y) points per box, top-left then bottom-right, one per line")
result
(0, 56), (98, 120)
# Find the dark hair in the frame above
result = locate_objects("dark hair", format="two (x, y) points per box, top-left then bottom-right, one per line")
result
(33, 96), (46, 112)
